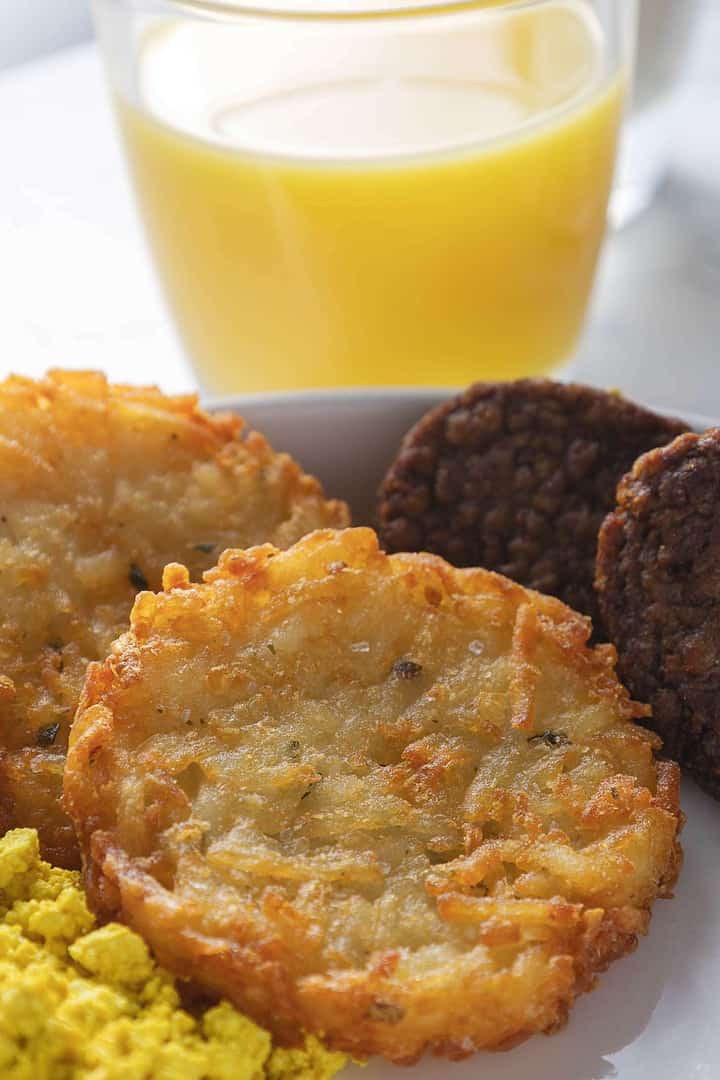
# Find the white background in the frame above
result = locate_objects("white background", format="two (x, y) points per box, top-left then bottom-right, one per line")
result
(0, 0), (92, 70)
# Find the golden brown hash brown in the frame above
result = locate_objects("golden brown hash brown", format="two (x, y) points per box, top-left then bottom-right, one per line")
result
(65, 528), (682, 1062)
(0, 371), (348, 868)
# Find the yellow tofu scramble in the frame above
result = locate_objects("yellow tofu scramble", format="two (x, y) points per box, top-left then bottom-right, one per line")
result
(0, 829), (349, 1080)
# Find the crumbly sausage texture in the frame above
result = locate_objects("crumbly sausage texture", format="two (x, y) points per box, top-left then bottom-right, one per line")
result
(66, 528), (681, 1062)
(0, 370), (348, 868)
(378, 380), (687, 632)
(597, 428), (720, 798)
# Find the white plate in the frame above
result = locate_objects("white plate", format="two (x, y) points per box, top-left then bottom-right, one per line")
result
(206, 388), (451, 525)
(210, 389), (720, 1080)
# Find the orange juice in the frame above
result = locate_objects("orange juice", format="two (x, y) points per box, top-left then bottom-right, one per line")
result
(118, 4), (623, 392)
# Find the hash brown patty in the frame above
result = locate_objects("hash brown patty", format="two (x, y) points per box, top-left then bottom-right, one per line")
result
(378, 380), (687, 632)
(0, 370), (348, 868)
(66, 528), (681, 1061)
(597, 428), (720, 798)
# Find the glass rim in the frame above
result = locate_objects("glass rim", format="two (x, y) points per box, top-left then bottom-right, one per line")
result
(130, 0), (560, 24)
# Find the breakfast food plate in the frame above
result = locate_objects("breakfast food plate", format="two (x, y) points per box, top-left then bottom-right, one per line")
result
(210, 388), (720, 1080)
(1, 376), (718, 1078)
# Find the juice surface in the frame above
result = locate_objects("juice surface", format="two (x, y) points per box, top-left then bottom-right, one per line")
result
(119, 4), (623, 393)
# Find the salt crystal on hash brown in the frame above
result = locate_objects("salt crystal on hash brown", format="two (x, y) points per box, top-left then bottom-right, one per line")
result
(0, 371), (348, 869)
(65, 528), (682, 1062)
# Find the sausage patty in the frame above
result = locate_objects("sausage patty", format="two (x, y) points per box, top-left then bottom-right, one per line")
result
(597, 428), (720, 797)
(378, 380), (687, 632)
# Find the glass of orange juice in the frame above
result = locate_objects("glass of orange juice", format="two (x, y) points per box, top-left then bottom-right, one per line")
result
(93, 0), (634, 393)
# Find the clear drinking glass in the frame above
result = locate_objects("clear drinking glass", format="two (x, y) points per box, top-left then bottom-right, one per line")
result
(611, 0), (702, 227)
(93, 0), (635, 394)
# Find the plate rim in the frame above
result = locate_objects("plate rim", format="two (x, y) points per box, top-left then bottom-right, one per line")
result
(203, 386), (717, 434)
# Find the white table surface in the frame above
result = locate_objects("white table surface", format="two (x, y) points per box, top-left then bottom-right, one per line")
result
(0, 12), (718, 413)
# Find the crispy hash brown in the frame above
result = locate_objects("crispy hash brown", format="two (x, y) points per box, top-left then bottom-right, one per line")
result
(0, 371), (348, 868)
(66, 528), (681, 1061)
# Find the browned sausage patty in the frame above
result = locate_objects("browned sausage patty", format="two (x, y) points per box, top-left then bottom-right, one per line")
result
(596, 428), (720, 797)
(378, 380), (687, 632)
